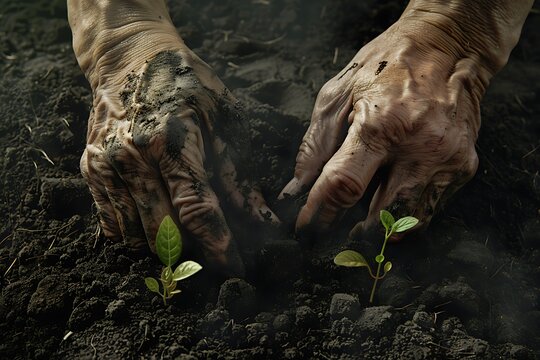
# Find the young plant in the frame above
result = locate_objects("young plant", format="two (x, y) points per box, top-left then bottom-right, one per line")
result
(144, 216), (202, 305)
(334, 210), (419, 303)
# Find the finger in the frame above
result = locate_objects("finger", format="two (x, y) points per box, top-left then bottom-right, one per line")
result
(81, 146), (121, 239)
(351, 162), (429, 242)
(296, 120), (386, 232)
(107, 134), (179, 253)
(213, 137), (279, 224)
(279, 86), (352, 200)
(97, 139), (147, 250)
(160, 113), (244, 275)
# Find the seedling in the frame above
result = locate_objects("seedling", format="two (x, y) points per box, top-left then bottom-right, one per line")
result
(144, 216), (202, 305)
(334, 210), (419, 303)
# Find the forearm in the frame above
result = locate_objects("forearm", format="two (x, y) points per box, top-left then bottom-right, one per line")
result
(67, 0), (185, 92)
(400, 0), (534, 75)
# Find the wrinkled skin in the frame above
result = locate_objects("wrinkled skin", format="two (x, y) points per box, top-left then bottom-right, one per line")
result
(279, 9), (523, 237)
(69, 0), (278, 275)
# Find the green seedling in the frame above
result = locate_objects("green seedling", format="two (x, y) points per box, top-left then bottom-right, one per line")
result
(334, 210), (419, 303)
(144, 216), (202, 305)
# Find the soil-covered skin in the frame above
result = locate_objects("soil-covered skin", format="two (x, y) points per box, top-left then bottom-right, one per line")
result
(1, 0), (539, 359)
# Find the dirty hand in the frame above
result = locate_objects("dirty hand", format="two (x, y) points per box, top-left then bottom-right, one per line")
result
(68, 0), (278, 274)
(281, 0), (532, 236)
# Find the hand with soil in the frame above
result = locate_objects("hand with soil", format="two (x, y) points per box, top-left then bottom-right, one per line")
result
(281, 0), (533, 237)
(68, 0), (278, 275)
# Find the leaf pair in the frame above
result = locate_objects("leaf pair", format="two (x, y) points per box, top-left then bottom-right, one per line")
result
(380, 210), (418, 235)
(333, 210), (419, 303)
(144, 216), (203, 305)
(334, 250), (392, 277)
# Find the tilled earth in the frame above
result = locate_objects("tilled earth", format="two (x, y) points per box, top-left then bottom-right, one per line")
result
(1, 0), (539, 359)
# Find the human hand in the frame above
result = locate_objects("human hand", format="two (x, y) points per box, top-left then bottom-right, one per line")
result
(279, 14), (494, 238)
(69, 0), (278, 275)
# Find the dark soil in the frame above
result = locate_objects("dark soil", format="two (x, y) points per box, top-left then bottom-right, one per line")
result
(1, 0), (539, 359)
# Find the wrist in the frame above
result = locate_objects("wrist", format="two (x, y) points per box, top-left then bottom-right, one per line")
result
(68, 0), (186, 93)
(398, 0), (532, 76)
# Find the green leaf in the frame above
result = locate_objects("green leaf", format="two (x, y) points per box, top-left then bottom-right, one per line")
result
(144, 277), (160, 293)
(380, 210), (395, 231)
(384, 261), (392, 273)
(375, 254), (385, 263)
(334, 250), (371, 269)
(156, 216), (182, 267)
(173, 261), (203, 281)
(161, 266), (173, 282)
(391, 216), (419, 233)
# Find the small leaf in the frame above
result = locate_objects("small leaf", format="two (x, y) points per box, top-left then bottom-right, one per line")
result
(173, 261), (203, 281)
(391, 216), (419, 233)
(379, 210), (395, 231)
(161, 266), (173, 282)
(156, 216), (182, 267)
(167, 280), (177, 292)
(384, 261), (392, 273)
(170, 290), (182, 295)
(375, 254), (385, 263)
(334, 250), (371, 269)
(144, 277), (160, 293)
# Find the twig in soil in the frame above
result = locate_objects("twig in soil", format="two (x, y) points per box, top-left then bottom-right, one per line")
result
(61, 117), (70, 128)
(90, 335), (97, 359)
(434, 300), (452, 309)
(28, 95), (40, 125)
(138, 324), (149, 352)
(427, 341), (476, 356)
(220, 30), (233, 42)
(252, 0), (270, 4)
(332, 47), (339, 64)
(227, 62), (240, 69)
(93, 225), (101, 249)
(521, 145), (540, 159)
(489, 262), (508, 279)
(433, 311), (445, 325)
(395, 303), (414, 311)
(261, 34), (285, 45)
(484, 235), (489, 247)
(62, 331), (73, 341)
(514, 94), (530, 113)
(0, 233), (12, 246)
(34, 148), (55, 165)
(4, 257), (17, 278)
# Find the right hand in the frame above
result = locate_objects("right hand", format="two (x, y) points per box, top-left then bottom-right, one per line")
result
(69, 0), (278, 275)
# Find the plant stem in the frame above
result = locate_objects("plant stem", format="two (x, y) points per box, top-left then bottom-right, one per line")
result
(369, 230), (392, 303)
(369, 262), (382, 303)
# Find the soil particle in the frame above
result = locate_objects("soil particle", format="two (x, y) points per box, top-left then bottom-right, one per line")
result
(217, 278), (257, 318)
(329, 293), (361, 320)
(105, 299), (128, 322)
(68, 297), (105, 331)
(27, 274), (71, 321)
(273, 314), (292, 332)
(376, 273), (417, 307)
(295, 305), (318, 328)
(412, 310), (434, 330)
(436, 279), (481, 316)
(357, 305), (396, 336)
(199, 308), (230, 334)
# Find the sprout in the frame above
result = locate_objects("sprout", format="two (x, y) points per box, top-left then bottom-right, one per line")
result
(144, 216), (202, 305)
(334, 210), (419, 303)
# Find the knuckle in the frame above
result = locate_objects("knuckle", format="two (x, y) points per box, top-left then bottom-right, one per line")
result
(179, 200), (225, 236)
(324, 168), (366, 206)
